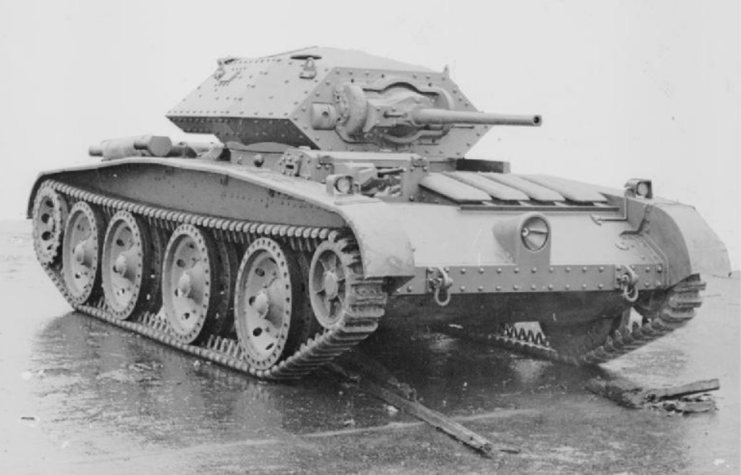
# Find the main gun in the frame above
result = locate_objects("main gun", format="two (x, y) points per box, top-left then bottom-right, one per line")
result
(410, 109), (541, 127)
(312, 82), (541, 146)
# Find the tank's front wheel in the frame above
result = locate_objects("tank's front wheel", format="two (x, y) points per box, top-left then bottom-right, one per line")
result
(101, 211), (159, 320)
(162, 224), (235, 344)
(234, 238), (307, 370)
(309, 237), (357, 329)
(62, 202), (105, 305)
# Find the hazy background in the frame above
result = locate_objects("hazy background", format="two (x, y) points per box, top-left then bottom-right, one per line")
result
(0, 0), (738, 267)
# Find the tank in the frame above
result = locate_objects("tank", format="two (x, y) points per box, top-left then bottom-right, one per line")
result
(28, 47), (730, 380)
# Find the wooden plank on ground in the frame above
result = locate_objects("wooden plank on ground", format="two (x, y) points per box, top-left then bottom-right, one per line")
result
(327, 363), (520, 457)
(586, 376), (720, 413)
(644, 379), (720, 401)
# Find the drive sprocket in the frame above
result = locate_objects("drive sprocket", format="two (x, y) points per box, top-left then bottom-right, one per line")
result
(32, 185), (68, 265)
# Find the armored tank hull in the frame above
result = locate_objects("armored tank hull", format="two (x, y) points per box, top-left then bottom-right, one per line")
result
(29, 48), (730, 380)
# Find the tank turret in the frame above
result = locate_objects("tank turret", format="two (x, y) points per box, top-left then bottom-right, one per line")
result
(167, 47), (540, 158)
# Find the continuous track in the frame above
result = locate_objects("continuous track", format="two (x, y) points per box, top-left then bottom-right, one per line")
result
(36, 180), (705, 379)
(445, 275), (705, 365)
(39, 180), (386, 381)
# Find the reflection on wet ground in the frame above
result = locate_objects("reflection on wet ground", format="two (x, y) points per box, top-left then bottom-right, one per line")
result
(1, 221), (739, 474)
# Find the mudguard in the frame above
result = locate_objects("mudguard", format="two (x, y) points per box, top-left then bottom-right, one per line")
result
(28, 158), (416, 280)
(634, 201), (731, 284)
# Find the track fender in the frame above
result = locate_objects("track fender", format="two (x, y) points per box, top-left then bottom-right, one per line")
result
(27, 159), (416, 281)
(637, 201), (730, 284)
(334, 201), (415, 280)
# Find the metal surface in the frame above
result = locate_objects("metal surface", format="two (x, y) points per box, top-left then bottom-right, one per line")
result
(162, 224), (229, 344)
(101, 211), (152, 320)
(419, 174), (492, 203)
(445, 171), (530, 201)
(89, 135), (173, 161)
(29, 158), (415, 279)
(26, 47), (731, 381)
(482, 173), (566, 201)
(31, 185), (67, 264)
(61, 202), (104, 305)
(310, 239), (352, 328)
(410, 108), (541, 126)
(522, 175), (608, 203)
(235, 238), (301, 369)
(166, 47), (539, 159)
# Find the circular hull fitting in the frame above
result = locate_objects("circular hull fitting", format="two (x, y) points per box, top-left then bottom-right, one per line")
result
(162, 224), (235, 344)
(102, 211), (159, 320)
(309, 237), (359, 329)
(234, 238), (307, 370)
(32, 186), (68, 265)
(62, 202), (105, 305)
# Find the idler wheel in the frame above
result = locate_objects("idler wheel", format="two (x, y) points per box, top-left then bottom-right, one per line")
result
(32, 185), (68, 265)
(309, 238), (354, 329)
(234, 238), (306, 370)
(62, 202), (105, 305)
(102, 211), (159, 320)
(162, 224), (235, 344)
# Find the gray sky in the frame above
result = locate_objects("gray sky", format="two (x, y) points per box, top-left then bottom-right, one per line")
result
(0, 0), (738, 266)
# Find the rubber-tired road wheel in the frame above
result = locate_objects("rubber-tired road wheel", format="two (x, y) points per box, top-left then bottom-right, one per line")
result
(62, 202), (105, 305)
(162, 224), (235, 344)
(102, 211), (158, 320)
(234, 237), (307, 370)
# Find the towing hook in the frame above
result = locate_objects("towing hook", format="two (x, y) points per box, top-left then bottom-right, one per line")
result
(617, 266), (640, 303)
(427, 267), (453, 307)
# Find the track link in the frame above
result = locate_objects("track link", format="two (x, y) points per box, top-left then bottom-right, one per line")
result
(444, 275), (706, 366)
(39, 180), (387, 381)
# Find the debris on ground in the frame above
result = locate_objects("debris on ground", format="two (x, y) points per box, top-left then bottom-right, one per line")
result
(327, 361), (520, 457)
(586, 377), (719, 414)
(97, 363), (162, 384)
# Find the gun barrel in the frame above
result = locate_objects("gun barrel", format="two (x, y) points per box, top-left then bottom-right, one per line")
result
(411, 109), (542, 127)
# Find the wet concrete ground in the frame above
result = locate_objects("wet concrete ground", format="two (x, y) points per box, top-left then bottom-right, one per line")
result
(1, 219), (738, 474)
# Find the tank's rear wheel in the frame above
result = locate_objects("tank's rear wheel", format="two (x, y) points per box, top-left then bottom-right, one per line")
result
(32, 186), (68, 265)
(234, 238), (307, 370)
(62, 202), (105, 305)
(101, 211), (157, 320)
(162, 224), (234, 344)
(540, 311), (628, 357)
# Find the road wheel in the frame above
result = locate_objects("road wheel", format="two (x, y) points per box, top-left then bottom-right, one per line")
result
(101, 211), (159, 320)
(62, 202), (105, 305)
(162, 224), (234, 344)
(234, 238), (307, 370)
